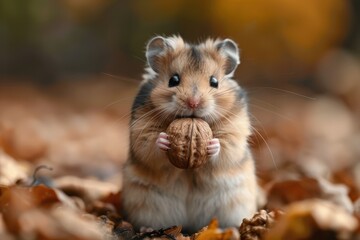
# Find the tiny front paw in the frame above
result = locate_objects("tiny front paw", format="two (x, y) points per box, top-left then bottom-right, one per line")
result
(207, 138), (220, 156)
(156, 132), (170, 151)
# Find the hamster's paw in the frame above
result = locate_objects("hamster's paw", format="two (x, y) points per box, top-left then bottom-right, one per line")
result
(207, 138), (220, 156)
(156, 132), (170, 151)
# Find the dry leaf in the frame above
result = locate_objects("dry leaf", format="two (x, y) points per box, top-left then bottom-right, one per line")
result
(265, 199), (358, 240)
(100, 191), (122, 213)
(333, 163), (360, 202)
(18, 207), (104, 240)
(0, 185), (60, 232)
(0, 184), (110, 239)
(266, 178), (322, 210)
(316, 177), (353, 213)
(113, 218), (136, 240)
(192, 219), (240, 240)
(132, 225), (187, 240)
(266, 177), (353, 213)
(53, 176), (119, 202)
(0, 150), (30, 185)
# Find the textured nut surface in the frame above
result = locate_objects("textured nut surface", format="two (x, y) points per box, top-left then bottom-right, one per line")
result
(166, 118), (213, 169)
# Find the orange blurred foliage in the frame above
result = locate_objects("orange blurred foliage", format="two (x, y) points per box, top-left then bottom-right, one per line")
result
(210, 0), (350, 80)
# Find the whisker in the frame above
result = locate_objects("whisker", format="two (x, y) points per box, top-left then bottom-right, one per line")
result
(248, 103), (294, 123)
(208, 104), (278, 170)
(131, 108), (169, 150)
(250, 98), (283, 112)
(250, 125), (278, 170)
(248, 86), (316, 100)
(103, 97), (135, 110)
(102, 72), (141, 85)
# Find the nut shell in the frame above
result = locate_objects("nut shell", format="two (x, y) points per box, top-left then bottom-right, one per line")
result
(166, 118), (212, 169)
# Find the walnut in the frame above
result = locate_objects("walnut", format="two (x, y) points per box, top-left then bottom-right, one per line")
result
(166, 118), (213, 169)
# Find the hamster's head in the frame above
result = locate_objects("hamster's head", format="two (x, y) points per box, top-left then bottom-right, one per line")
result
(145, 36), (245, 124)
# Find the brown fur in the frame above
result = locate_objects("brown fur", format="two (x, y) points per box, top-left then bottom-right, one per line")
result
(122, 36), (257, 232)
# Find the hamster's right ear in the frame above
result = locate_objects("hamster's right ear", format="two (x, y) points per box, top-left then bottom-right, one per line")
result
(146, 36), (168, 73)
(216, 39), (240, 76)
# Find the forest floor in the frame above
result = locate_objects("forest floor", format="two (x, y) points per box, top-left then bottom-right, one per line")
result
(0, 75), (360, 239)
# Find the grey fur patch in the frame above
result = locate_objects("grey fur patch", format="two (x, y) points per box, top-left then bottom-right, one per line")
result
(131, 80), (155, 117)
(237, 87), (247, 102)
(190, 45), (202, 70)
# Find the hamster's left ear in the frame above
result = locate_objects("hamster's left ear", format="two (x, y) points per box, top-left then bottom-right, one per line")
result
(146, 36), (168, 73)
(216, 39), (240, 76)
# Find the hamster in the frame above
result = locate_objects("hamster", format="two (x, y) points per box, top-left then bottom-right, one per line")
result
(122, 35), (257, 233)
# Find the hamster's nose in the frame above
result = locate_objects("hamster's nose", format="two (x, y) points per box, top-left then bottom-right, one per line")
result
(187, 97), (200, 109)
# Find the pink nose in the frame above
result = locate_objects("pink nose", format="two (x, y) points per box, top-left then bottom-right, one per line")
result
(187, 97), (200, 109)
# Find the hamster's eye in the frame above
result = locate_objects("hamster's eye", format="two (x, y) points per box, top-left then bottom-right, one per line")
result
(169, 74), (180, 87)
(209, 76), (218, 88)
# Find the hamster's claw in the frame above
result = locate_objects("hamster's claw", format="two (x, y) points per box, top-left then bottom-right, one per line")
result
(207, 138), (220, 156)
(156, 132), (170, 151)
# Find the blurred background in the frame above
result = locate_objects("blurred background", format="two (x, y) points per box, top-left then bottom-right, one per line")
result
(0, 0), (360, 196)
(0, 0), (358, 84)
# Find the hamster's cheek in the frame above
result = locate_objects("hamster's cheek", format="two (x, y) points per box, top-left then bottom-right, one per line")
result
(163, 101), (180, 115)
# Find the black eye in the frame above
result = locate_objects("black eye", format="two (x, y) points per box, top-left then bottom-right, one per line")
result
(209, 76), (218, 88)
(169, 74), (180, 87)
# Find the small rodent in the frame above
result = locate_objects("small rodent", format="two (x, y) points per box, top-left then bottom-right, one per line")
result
(122, 35), (257, 233)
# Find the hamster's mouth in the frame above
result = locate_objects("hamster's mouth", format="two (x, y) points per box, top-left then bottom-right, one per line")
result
(175, 113), (206, 121)
(175, 114), (195, 119)
(174, 109), (195, 119)
(173, 108), (210, 121)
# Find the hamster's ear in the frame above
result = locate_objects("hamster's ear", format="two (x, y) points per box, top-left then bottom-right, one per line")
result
(146, 36), (168, 73)
(216, 39), (240, 76)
